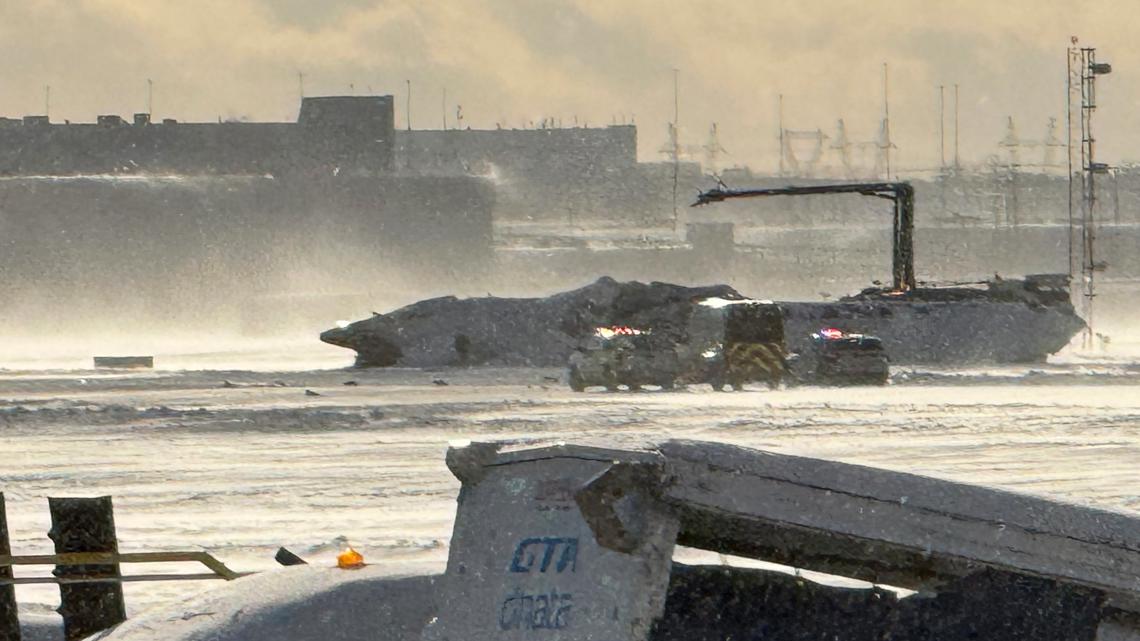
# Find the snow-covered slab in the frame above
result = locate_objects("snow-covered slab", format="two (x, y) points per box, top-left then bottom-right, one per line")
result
(78, 438), (1140, 641)
(658, 439), (1140, 601)
(425, 442), (678, 641)
(93, 565), (436, 641)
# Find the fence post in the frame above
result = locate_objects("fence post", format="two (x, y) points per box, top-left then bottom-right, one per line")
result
(0, 493), (19, 641)
(48, 497), (126, 641)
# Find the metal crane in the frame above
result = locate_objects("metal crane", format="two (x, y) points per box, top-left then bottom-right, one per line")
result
(692, 182), (916, 292)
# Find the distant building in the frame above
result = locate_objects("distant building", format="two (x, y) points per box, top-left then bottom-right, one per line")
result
(0, 95), (641, 181)
(0, 95), (397, 176)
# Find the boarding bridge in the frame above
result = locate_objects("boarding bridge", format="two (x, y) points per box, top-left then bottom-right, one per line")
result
(427, 440), (1140, 641)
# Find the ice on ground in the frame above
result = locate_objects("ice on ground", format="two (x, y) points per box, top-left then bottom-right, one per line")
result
(2, 345), (1139, 618)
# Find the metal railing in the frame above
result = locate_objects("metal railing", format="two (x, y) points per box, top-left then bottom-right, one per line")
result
(1, 493), (251, 641)
(0, 551), (250, 586)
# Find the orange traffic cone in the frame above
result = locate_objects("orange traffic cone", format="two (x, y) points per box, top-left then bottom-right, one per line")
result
(337, 547), (366, 569)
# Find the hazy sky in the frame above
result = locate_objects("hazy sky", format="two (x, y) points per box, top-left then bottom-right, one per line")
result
(3, 0), (1138, 172)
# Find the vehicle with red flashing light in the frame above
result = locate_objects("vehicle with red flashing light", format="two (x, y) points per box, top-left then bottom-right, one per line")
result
(567, 300), (887, 391)
(795, 327), (890, 386)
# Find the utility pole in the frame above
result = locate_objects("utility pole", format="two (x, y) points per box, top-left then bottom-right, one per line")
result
(147, 79), (153, 118)
(778, 94), (785, 176)
(442, 88), (447, 130)
(298, 72), (305, 100)
(406, 79), (412, 130)
(1067, 43), (1075, 286)
(44, 85), (50, 120)
(939, 85), (946, 170)
(883, 63), (891, 180)
(672, 67), (679, 233)
(938, 85), (947, 213)
(954, 83), (960, 170)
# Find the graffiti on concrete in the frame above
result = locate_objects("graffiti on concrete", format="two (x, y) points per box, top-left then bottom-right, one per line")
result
(509, 537), (579, 574)
(499, 588), (574, 630)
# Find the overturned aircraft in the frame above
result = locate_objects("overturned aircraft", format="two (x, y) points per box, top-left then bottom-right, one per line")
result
(320, 278), (741, 368)
(321, 275), (1083, 369)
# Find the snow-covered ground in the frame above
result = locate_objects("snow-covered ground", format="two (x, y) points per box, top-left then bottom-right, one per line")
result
(3, 341), (1140, 623)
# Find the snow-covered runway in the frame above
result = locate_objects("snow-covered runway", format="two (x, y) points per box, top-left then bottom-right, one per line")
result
(4, 354), (1140, 618)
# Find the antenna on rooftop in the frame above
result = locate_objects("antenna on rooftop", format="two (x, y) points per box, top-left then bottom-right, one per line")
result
(298, 72), (305, 100)
(44, 85), (50, 120)
(147, 79), (153, 118)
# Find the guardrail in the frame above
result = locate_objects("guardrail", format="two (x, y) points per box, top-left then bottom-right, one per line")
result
(0, 551), (249, 585)
(0, 493), (248, 641)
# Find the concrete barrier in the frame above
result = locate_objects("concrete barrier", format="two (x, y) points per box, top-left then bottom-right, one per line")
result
(423, 443), (679, 641)
(90, 439), (1140, 641)
(427, 439), (1140, 641)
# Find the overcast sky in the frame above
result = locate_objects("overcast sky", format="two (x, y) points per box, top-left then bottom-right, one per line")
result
(3, 0), (1138, 172)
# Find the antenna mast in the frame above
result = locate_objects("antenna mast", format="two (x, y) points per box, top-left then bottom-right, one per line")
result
(1073, 44), (1113, 349)
(1067, 42), (1076, 288)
